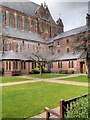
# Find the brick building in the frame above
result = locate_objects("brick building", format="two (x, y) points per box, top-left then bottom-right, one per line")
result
(0, 1), (90, 76)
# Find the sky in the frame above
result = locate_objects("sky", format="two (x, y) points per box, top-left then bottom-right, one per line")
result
(30, 0), (89, 31)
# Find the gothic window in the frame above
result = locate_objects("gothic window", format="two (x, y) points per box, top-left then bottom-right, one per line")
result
(31, 20), (35, 32)
(39, 22), (44, 32)
(45, 24), (49, 33)
(9, 13), (14, 27)
(2, 11), (6, 25)
(17, 16), (21, 29)
(24, 18), (29, 30)
(58, 61), (62, 68)
(16, 43), (18, 52)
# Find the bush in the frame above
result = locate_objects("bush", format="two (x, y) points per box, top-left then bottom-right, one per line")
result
(65, 97), (89, 119)
(0, 68), (4, 75)
(42, 67), (48, 73)
(32, 67), (40, 74)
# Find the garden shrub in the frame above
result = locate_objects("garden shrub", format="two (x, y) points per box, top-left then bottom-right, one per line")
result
(42, 67), (48, 73)
(65, 97), (89, 119)
(32, 67), (40, 74)
(0, 68), (4, 75)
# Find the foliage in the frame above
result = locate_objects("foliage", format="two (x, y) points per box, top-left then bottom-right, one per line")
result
(0, 68), (4, 75)
(32, 67), (40, 74)
(2, 82), (88, 118)
(42, 67), (48, 73)
(65, 97), (89, 119)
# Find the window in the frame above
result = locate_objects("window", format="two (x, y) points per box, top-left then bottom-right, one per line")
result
(16, 43), (18, 52)
(71, 61), (74, 68)
(13, 61), (18, 70)
(39, 22), (44, 32)
(31, 20), (35, 32)
(49, 62), (53, 68)
(9, 13), (14, 27)
(24, 18), (29, 30)
(67, 48), (70, 52)
(17, 16), (21, 29)
(6, 61), (11, 71)
(2, 11), (6, 25)
(66, 39), (69, 43)
(21, 61), (26, 70)
(58, 61), (62, 68)
(68, 61), (74, 68)
(32, 62), (36, 69)
(57, 41), (60, 45)
(68, 61), (70, 68)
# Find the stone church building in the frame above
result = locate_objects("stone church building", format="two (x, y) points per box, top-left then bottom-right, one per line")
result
(0, 1), (90, 76)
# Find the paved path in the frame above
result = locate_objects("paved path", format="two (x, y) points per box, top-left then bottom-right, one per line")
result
(0, 74), (88, 87)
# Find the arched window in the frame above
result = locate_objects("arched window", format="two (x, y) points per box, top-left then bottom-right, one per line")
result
(2, 10), (6, 25)
(17, 16), (21, 29)
(66, 39), (69, 43)
(67, 48), (70, 52)
(24, 18), (29, 30)
(9, 13), (14, 27)
(31, 20), (35, 32)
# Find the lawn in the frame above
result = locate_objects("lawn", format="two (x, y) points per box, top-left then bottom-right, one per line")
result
(2, 82), (88, 119)
(29, 73), (68, 79)
(59, 75), (88, 82)
(0, 77), (31, 83)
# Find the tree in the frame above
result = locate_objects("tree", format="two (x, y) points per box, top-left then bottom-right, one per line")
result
(71, 30), (90, 78)
(24, 50), (53, 76)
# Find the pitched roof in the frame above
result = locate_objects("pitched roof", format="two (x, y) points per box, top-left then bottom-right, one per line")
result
(0, 1), (55, 24)
(48, 25), (87, 44)
(50, 52), (84, 61)
(0, 51), (30, 60)
(0, 1), (40, 17)
(2, 27), (46, 43)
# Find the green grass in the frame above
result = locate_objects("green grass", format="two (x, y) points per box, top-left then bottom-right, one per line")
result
(59, 75), (88, 82)
(29, 73), (68, 78)
(0, 77), (31, 83)
(2, 82), (88, 119)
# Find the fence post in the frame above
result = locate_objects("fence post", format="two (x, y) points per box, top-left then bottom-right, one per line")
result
(60, 99), (64, 119)
(46, 111), (50, 120)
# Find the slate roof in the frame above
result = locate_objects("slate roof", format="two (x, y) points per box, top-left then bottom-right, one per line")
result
(2, 27), (46, 43)
(0, 1), (39, 17)
(48, 25), (87, 44)
(49, 52), (85, 61)
(0, 51), (31, 61)
(0, 1), (55, 24)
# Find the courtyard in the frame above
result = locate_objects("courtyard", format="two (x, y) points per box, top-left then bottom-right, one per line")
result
(0, 73), (88, 119)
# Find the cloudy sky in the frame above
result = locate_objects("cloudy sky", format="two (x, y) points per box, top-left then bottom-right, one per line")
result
(30, 0), (89, 31)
